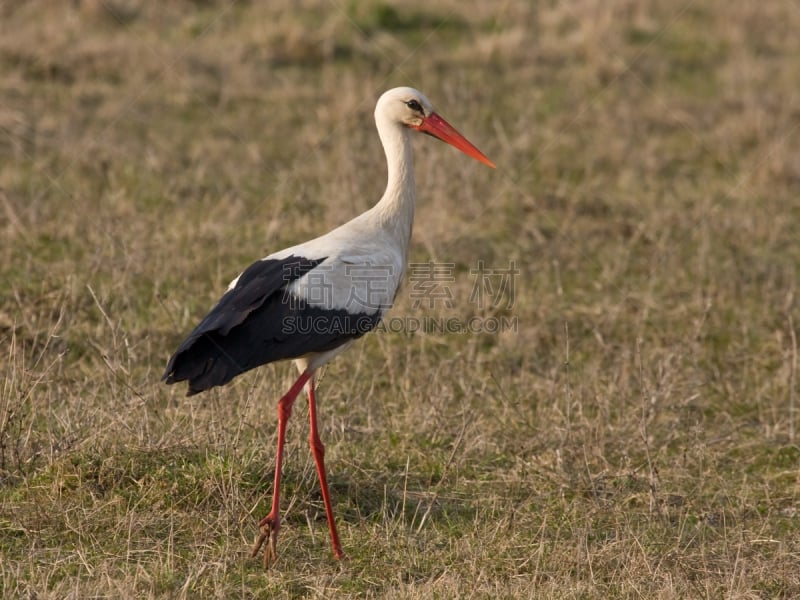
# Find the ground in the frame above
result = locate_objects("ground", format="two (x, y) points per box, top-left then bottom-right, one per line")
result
(1, 0), (799, 597)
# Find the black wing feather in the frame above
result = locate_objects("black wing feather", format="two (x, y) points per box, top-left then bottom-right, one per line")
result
(162, 254), (381, 396)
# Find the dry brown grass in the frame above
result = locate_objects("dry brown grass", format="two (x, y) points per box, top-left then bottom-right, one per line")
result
(2, 0), (800, 597)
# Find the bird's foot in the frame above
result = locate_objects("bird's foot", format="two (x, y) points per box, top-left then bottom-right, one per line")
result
(250, 514), (280, 569)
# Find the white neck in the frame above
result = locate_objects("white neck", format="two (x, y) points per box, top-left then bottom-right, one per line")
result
(371, 112), (416, 247)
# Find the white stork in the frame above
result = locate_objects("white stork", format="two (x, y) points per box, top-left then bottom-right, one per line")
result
(162, 87), (495, 567)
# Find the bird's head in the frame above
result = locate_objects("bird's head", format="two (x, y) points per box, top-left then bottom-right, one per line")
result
(376, 87), (496, 168)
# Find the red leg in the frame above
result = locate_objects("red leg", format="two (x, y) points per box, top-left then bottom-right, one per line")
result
(251, 368), (313, 568)
(307, 378), (345, 560)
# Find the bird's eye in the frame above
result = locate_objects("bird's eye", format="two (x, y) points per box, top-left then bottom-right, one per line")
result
(405, 100), (423, 113)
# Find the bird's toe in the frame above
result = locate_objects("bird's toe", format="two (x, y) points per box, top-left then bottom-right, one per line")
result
(251, 518), (280, 569)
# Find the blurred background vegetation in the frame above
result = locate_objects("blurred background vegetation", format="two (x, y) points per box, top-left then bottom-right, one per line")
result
(1, 0), (799, 597)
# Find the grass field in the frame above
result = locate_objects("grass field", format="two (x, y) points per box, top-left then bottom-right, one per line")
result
(2, 0), (800, 597)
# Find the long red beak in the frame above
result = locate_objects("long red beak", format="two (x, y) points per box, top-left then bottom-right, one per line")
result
(416, 113), (496, 168)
